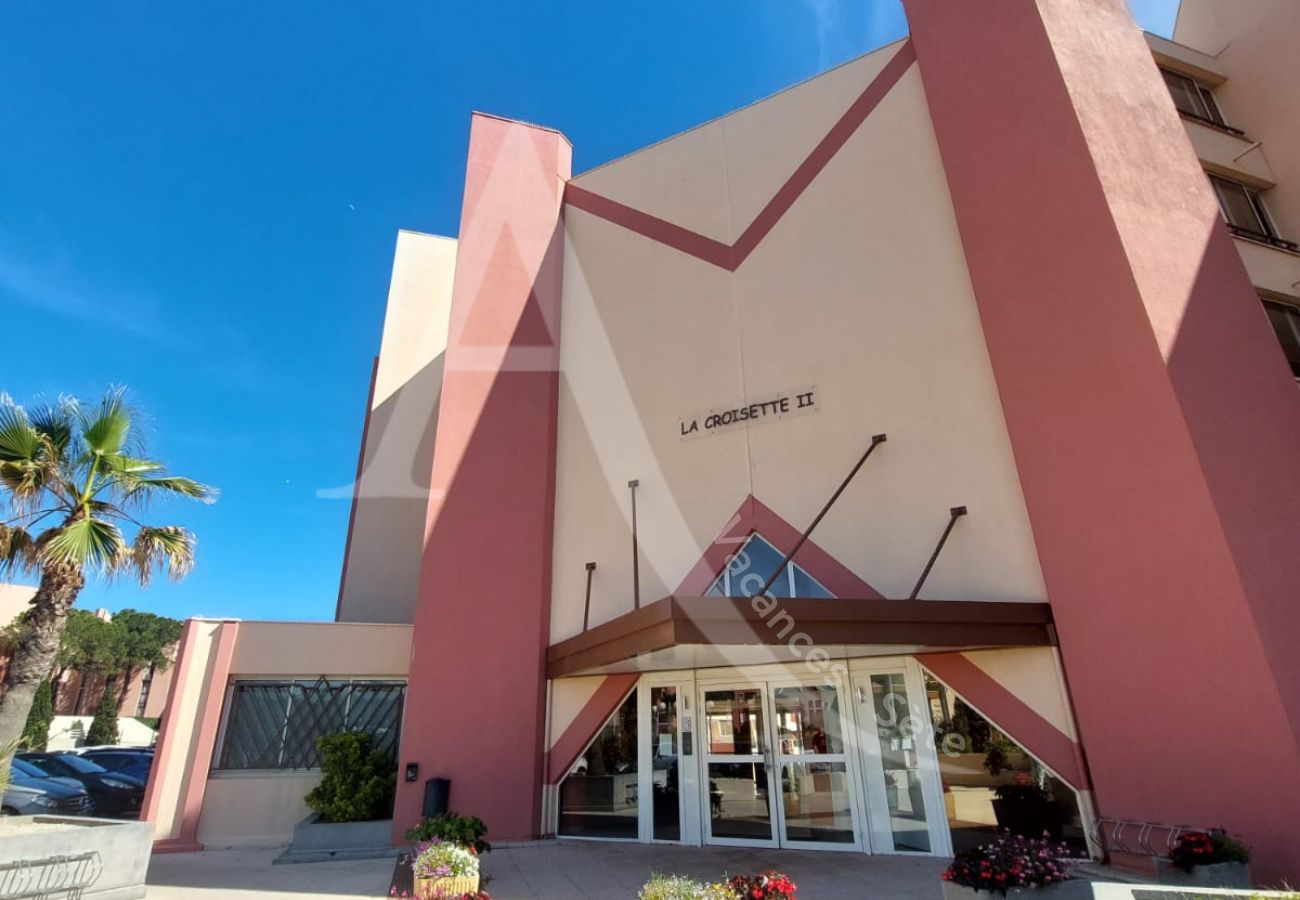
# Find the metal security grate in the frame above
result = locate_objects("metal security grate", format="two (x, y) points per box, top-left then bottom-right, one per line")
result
(216, 679), (405, 771)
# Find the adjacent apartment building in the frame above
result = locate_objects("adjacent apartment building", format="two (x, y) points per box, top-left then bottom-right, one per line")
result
(142, 0), (1300, 882)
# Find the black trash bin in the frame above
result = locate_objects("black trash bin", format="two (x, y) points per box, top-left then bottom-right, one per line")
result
(423, 777), (450, 819)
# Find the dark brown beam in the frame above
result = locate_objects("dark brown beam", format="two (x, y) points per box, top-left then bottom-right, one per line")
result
(547, 595), (1055, 677)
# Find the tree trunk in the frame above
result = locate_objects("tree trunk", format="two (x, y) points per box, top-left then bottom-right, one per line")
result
(52, 666), (68, 712)
(0, 561), (84, 747)
(116, 665), (136, 712)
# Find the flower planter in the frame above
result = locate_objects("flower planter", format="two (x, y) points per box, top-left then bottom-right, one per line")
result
(1152, 859), (1252, 889)
(414, 873), (480, 899)
(275, 814), (395, 864)
(941, 880), (1092, 900)
(0, 816), (152, 900)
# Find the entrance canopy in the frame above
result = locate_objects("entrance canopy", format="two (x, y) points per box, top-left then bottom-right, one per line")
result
(547, 595), (1055, 677)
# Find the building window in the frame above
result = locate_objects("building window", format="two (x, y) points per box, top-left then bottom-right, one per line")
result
(1209, 175), (1287, 245)
(558, 689), (638, 839)
(1263, 300), (1300, 379)
(705, 533), (834, 599)
(1160, 68), (1231, 130)
(926, 676), (1089, 856)
(215, 679), (406, 771)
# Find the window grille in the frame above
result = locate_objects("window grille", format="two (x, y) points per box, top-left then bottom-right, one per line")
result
(215, 678), (405, 771)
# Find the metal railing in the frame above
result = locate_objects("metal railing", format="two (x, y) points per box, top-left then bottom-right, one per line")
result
(0, 852), (101, 900)
(1089, 817), (1210, 858)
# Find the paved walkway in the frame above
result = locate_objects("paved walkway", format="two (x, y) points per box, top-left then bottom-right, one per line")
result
(146, 841), (951, 899)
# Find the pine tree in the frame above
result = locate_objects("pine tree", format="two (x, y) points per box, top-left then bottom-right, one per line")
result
(20, 680), (53, 750)
(86, 686), (119, 746)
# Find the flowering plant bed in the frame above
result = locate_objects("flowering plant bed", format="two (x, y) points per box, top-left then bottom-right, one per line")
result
(727, 870), (796, 899)
(411, 840), (480, 899)
(638, 871), (795, 899)
(1152, 829), (1251, 889)
(941, 833), (1079, 897)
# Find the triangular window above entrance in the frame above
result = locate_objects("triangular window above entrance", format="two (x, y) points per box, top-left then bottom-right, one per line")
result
(704, 533), (835, 599)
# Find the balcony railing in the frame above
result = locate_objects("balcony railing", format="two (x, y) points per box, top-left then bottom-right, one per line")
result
(1228, 223), (1300, 254)
(1179, 110), (1247, 139)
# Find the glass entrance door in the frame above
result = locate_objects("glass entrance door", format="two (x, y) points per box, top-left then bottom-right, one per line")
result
(638, 682), (697, 843)
(771, 683), (862, 850)
(852, 662), (952, 855)
(701, 686), (778, 847)
(699, 680), (861, 849)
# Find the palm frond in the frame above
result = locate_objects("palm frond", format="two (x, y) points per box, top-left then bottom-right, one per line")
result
(0, 523), (39, 576)
(41, 516), (126, 573)
(0, 398), (41, 463)
(27, 396), (78, 457)
(78, 388), (135, 457)
(124, 475), (216, 505)
(131, 526), (196, 586)
(99, 455), (163, 477)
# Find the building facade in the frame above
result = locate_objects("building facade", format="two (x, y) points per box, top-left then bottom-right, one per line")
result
(144, 0), (1300, 882)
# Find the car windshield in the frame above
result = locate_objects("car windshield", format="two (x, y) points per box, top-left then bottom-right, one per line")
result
(11, 758), (50, 778)
(44, 754), (107, 774)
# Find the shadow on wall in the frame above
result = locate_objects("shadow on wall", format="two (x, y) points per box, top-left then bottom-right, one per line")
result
(338, 350), (445, 625)
(394, 204), (567, 842)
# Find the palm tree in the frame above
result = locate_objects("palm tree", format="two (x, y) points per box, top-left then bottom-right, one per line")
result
(0, 389), (214, 746)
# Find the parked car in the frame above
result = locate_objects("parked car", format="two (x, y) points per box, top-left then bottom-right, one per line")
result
(79, 749), (154, 783)
(76, 745), (154, 754)
(2, 759), (95, 816)
(18, 752), (145, 819)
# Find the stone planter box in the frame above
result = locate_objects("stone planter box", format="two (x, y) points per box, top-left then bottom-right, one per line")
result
(414, 873), (479, 899)
(0, 816), (151, 900)
(274, 814), (395, 864)
(941, 880), (1093, 900)
(1152, 859), (1252, 889)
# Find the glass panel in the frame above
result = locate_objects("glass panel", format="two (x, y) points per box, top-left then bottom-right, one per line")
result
(1213, 177), (1268, 236)
(217, 683), (293, 769)
(1197, 85), (1225, 125)
(1161, 69), (1209, 120)
(728, 535), (787, 598)
(650, 687), (681, 841)
(281, 681), (349, 769)
(706, 534), (838, 600)
(780, 762), (854, 843)
(216, 680), (406, 771)
(704, 689), (764, 755)
(709, 762), (772, 840)
(1264, 301), (1300, 377)
(790, 566), (833, 599)
(773, 686), (844, 755)
(871, 673), (931, 852)
(926, 677), (1089, 856)
(559, 691), (638, 838)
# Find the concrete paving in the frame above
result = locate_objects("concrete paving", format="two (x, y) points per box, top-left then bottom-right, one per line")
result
(146, 841), (951, 899)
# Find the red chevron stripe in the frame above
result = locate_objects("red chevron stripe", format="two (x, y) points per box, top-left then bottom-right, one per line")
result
(564, 39), (916, 271)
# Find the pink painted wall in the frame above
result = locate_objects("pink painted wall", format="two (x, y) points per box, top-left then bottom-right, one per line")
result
(393, 113), (571, 842)
(902, 0), (1300, 881)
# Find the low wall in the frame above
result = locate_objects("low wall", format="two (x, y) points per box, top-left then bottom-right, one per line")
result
(196, 773), (322, 849)
(0, 816), (152, 900)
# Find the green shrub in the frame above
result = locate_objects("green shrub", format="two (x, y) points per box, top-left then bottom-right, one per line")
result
(86, 686), (120, 746)
(304, 731), (396, 823)
(21, 681), (54, 750)
(406, 812), (491, 853)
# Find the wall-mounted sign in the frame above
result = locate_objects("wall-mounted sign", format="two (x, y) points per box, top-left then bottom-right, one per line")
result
(679, 386), (817, 440)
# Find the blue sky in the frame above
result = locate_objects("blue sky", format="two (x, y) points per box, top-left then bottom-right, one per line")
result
(0, 0), (1180, 622)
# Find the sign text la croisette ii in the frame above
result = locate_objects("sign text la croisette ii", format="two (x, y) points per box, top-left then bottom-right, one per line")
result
(679, 387), (817, 439)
